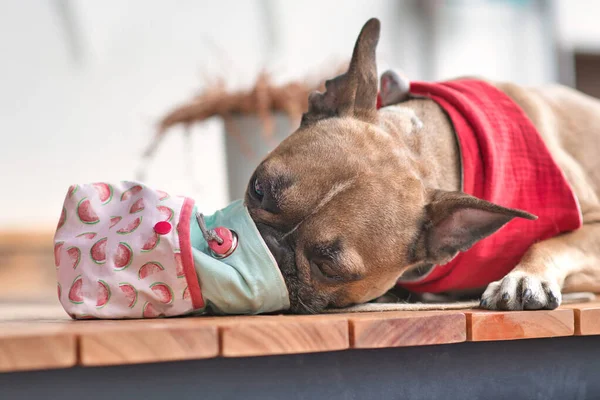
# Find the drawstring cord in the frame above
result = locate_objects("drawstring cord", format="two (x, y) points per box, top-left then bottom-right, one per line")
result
(196, 212), (224, 245)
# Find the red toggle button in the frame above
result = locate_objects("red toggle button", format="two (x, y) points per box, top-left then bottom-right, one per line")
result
(154, 221), (172, 235)
(208, 227), (237, 258)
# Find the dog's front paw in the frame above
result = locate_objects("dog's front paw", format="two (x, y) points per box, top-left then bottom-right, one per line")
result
(480, 272), (562, 310)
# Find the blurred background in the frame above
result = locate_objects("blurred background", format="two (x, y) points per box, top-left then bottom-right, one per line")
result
(0, 0), (599, 306)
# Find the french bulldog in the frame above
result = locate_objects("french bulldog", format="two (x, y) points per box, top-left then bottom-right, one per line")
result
(246, 18), (600, 314)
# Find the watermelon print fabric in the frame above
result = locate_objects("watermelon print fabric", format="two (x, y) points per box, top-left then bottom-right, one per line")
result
(54, 181), (200, 319)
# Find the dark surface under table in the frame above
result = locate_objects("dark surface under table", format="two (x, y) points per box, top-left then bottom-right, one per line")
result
(2, 335), (599, 400)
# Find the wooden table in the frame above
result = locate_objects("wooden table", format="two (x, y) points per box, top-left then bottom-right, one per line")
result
(1, 300), (600, 399)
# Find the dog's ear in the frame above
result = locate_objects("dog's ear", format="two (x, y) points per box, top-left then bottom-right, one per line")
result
(380, 69), (411, 106)
(301, 18), (380, 126)
(413, 190), (537, 265)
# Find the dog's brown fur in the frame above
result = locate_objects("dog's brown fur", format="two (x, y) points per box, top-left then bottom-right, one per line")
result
(246, 18), (600, 313)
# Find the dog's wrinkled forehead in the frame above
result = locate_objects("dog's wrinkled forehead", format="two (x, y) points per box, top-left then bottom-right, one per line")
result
(247, 17), (411, 226)
(252, 143), (377, 237)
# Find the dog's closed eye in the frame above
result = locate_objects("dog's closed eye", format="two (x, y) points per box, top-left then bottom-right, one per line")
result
(308, 240), (362, 283)
(312, 241), (342, 261)
(310, 260), (345, 282)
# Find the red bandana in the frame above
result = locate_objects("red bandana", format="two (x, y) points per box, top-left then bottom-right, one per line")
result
(390, 79), (582, 293)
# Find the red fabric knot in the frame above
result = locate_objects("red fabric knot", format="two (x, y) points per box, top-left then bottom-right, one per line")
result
(154, 221), (172, 235)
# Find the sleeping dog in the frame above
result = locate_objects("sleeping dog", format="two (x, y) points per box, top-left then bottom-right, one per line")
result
(246, 18), (600, 313)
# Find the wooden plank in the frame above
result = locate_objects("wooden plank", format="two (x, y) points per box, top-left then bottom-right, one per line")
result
(575, 307), (600, 335)
(0, 253), (57, 303)
(0, 302), (70, 322)
(0, 230), (58, 303)
(0, 230), (54, 252)
(220, 316), (349, 357)
(466, 309), (574, 341)
(563, 300), (600, 335)
(350, 311), (466, 349)
(76, 319), (219, 366)
(0, 323), (77, 372)
(0, 302), (589, 371)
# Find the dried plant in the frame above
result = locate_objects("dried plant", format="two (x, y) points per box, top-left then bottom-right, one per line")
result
(141, 63), (347, 162)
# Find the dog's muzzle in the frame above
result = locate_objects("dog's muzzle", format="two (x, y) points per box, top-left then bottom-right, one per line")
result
(255, 223), (296, 275)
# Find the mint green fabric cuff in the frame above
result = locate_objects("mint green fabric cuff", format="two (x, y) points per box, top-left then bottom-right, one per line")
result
(189, 200), (290, 315)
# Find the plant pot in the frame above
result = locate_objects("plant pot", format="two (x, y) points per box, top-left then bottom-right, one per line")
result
(224, 113), (297, 201)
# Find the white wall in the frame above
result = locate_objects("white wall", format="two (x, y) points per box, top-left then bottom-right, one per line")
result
(0, 0), (562, 230)
(434, 0), (556, 85)
(556, 0), (600, 52)
(1, 0), (266, 229)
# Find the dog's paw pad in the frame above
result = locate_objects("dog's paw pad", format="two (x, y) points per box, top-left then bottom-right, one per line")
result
(480, 272), (561, 311)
